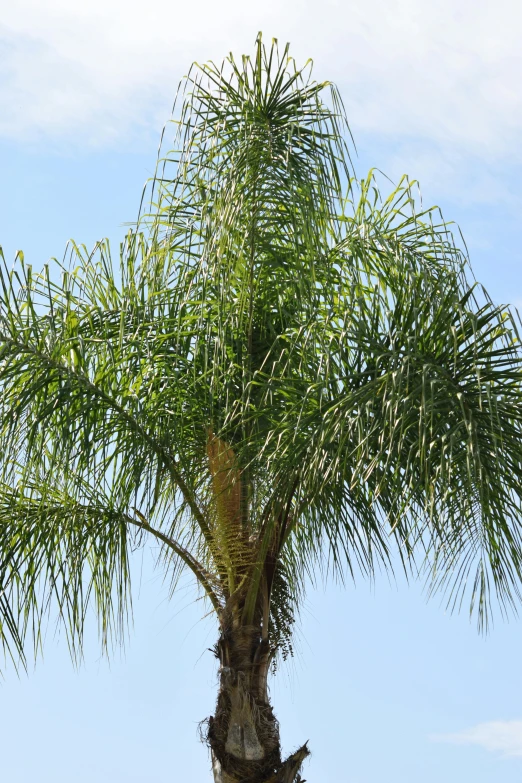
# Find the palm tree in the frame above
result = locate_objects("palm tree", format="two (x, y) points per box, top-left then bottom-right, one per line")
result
(2, 35), (522, 783)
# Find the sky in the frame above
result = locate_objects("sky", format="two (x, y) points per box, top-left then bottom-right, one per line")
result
(1, 2), (522, 781)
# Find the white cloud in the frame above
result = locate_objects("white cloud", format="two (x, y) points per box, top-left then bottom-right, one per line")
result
(433, 721), (522, 758)
(1, 0), (522, 159)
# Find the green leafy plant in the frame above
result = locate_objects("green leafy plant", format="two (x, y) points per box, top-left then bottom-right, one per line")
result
(2, 35), (522, 782)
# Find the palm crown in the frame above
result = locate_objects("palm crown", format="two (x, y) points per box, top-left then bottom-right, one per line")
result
(2, 35), (522, 781)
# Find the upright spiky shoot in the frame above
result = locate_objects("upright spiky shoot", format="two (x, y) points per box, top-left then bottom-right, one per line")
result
(2, 33), (522, 783)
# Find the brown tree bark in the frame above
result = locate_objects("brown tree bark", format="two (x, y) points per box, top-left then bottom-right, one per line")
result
(205, 622), (309, 783)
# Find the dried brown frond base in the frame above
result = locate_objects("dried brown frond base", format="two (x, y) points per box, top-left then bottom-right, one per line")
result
(265, 744), (310, 783)
(209, 742), (309, 783)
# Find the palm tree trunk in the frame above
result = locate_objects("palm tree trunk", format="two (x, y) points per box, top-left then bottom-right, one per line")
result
(206, 624), (309, 782)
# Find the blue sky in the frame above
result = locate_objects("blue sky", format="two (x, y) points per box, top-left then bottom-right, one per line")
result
(2, 2), (522, 781)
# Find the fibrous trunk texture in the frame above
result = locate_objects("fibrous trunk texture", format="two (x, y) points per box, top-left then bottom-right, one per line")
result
(206, 623), (309, 783)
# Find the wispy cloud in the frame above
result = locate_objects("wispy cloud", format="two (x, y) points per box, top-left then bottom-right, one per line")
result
(3, 0), (522, 217)
(2, 0), (522, 157)
(433, 721), (522, 758)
